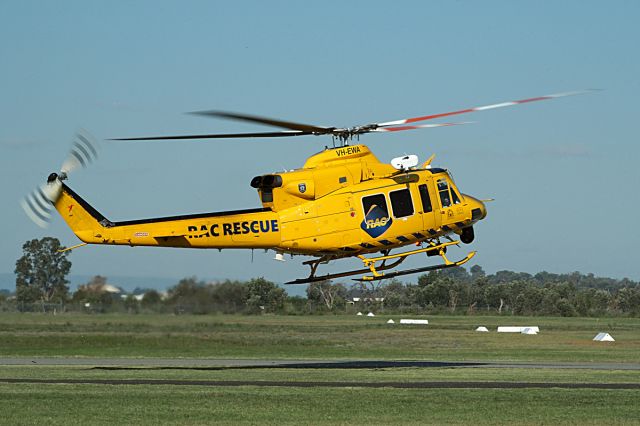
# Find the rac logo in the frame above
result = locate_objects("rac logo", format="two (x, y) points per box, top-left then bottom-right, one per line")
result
(366, 217), (389, 229)
(360, 205), (392, 238)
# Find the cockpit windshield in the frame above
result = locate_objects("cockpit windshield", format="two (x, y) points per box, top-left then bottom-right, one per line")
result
(436, 175), (463, 208)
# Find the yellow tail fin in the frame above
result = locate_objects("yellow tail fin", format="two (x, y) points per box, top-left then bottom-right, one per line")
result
(54, 183), (108, 243)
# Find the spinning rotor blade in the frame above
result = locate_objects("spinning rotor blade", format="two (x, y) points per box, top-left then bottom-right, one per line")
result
(60, 129), (99, 174)
(113, 89), (594, 142)
(371, 122), (474, 132)
(20, 180), (62, 228)
(112, 110), (334, 141)
(190, 110), (332, 133)
(21, 129), (99, 228)
(374, 90), (594, 128)
(111, 130), (313, 141)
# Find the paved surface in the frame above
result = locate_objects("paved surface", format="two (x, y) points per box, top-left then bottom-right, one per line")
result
(0, 377), (638, 389)
(2, 357), (640, 370)
(3, 358), (639, 389)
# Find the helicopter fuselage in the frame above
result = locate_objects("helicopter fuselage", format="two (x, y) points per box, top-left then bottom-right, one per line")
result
(54, 144), (486, 259)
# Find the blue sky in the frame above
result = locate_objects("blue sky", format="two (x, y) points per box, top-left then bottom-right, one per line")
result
(1, 1), (639, 289)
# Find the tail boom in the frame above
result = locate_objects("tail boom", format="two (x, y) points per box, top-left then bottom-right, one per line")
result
(55, 184), (281, 249)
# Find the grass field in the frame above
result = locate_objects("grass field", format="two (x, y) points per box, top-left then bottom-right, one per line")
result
(0, 313), (638, 362)
(1, 313), (639, 424)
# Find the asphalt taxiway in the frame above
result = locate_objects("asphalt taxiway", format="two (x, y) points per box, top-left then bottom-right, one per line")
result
(3, 358), (639, 389)
(2, 357), (640, 370)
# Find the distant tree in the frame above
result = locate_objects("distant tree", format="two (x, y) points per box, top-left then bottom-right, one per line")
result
(72, 276), (121, 310)
(470, 265), (486, 281)
(490, 270), (533, 285)
(439, 266), (471, 284)
(417, 271), (437, 288)
(15, 237), (71, 306)
(307, 280), (347, 311)
(381, 279), (410, 310)
(123, 294), (140, 313)
(87, 275), (108, 288)
(613, 287), (640, 315)
(246, 277), (286, 313)
(210, 280), (248, 313)
(166, 277), (208, 314)
(141, 290), (162, 307)
(422, 277), (453, 308)
(132, 287), (155, 295)
(483, 284), (509, 314)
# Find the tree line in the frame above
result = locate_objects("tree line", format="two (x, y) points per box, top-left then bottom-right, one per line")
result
(6, 237), (640, 316)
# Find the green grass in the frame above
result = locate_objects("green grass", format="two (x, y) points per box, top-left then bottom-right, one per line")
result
(1, 383), (638, 425)
(1, 313), (639, 424)
(0, 313), (638, 362)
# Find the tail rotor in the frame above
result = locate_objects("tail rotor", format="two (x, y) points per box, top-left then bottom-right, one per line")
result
(20, 129), (99, 228)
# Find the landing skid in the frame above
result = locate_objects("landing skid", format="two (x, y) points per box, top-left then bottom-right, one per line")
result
(285, 240), (476, 284)
(285, 257), (406, 284)
(352, 258), (470, 282)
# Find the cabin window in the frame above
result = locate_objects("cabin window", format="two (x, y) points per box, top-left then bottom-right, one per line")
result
(362, 194), (388, 218)
(418, 184), (433, 213)
(389, 188), (414, 218)
(437, 178), (451, 207)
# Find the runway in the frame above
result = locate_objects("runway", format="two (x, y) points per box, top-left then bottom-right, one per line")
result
(2, 357), (640, 370)
(2, 358), (639, 389)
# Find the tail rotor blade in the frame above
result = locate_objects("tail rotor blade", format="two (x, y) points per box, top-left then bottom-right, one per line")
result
(60, 129), (99, 174)
(20, 180), (62, 228)
(21, 129), (95, 228)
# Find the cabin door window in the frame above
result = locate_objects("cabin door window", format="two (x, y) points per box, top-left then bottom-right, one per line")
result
(389, 188), (414, 218)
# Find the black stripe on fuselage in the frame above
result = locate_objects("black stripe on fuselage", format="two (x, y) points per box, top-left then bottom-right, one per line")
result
(62, 183), (271, 227)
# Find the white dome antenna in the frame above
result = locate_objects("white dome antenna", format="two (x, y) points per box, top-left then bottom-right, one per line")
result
(391, 154), (419, 171)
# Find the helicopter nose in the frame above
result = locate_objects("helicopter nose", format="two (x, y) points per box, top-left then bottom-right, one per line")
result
(465, 195), (487, 222)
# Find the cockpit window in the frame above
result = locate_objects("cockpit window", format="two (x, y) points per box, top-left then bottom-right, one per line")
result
(437, 178), (451, 207)
(451, 188), (461, 204)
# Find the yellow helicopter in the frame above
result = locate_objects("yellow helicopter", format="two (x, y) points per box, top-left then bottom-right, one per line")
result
(21, 90), (589, 283)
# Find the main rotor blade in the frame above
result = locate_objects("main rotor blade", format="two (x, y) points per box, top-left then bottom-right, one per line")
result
(111, 130), (313, 141)
(371, 122), (474, 132)
(190, 110), (332, 133)
(374, 90), (595, 128)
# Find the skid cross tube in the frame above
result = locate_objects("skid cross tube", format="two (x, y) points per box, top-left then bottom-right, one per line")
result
(286, 257), (407, 285)
(354, 251), (477, 282)
(357, 240), (461, 279)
